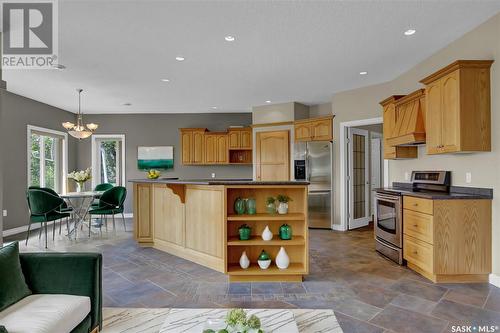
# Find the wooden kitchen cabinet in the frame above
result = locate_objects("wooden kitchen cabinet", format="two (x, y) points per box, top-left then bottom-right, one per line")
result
(294, 116), (333, 142)
(420, 60), (493, 154)
(228, 128), (252, 149)
(255, 130), (290, 181)
(204, 133), (228, 164)
(180, 128), (206, 165)
(402, 196), (491, 283)
(380, 96), (418, 159)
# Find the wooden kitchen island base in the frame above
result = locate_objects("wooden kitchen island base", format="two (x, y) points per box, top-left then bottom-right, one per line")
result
(131, 180), (309, 282)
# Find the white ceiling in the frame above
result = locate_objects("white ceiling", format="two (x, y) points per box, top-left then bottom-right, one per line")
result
(3, 0), (500, 114)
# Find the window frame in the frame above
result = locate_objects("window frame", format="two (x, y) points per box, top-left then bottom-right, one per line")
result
(27, 125), (68, 194)
(91, 134), (126, 189)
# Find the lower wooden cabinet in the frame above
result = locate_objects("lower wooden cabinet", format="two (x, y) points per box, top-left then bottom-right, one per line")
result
(402, 196), (491, 283)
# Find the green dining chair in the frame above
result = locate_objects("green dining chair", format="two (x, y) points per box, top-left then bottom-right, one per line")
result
(88, 186), (127, 233)
(26, 189), (71, 248)
(91, 183), (114, 208)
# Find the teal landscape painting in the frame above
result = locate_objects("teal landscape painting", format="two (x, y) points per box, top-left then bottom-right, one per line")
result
(137, 146), (174, 170)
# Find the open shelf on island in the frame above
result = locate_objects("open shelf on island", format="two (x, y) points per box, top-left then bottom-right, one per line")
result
(227, 213), (305, 221)
(227, 236), (305, 246)
(228, 263), (306, 275)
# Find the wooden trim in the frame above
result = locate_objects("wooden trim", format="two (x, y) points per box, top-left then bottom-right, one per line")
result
(386, 133), (425, 146)
(229, 275), (302, 282)
(419, 60), (494, 84)
(294, 115), (334, 125)
(251, 121), (294, 128)
(379, 95), (404, 106)
(166, 184), (185, 203)
(394, 89), (425, 106)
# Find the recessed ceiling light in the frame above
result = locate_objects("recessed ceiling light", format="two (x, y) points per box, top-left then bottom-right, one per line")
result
(224, 35), (236, 42)
(123, 103), (132, 106)
(161, 78), (170, 82)
(265, 100), (272, 103)
(359, 71), (368, 75)
(211, 106), (218, 109)
(404, 29), (416, 36)
(52, 64), (66, 70)
(175, 56), (185, 61)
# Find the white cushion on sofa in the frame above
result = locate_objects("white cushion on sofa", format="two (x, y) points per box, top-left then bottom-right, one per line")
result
(0, 294), (90, 333)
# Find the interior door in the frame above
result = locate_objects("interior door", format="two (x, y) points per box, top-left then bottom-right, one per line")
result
(255, 130), (290, 181)
(348, 128), (370, 229)
(370, 136), (382, 217)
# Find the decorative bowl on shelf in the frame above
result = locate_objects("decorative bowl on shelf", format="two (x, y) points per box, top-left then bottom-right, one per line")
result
(146, 169), (161, 179)
(279, 224), (292, 240)
(257, 250), (271, 269)
(238, 224), (251, 240)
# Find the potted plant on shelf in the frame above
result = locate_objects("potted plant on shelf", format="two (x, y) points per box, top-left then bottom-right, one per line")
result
(265, 196), (276, 214)
(68, 168), (91, 192)
(238, 224), (251, 240)
(276, 194), (292, 214)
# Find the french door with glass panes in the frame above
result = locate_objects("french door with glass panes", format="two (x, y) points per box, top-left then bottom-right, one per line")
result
(91, 135), (125, 188)
(347, 128), (370, 229)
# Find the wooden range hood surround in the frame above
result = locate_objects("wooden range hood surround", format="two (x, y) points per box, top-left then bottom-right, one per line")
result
(387, 89), (426, 147)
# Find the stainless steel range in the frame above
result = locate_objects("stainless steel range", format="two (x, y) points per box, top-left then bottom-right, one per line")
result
(374, 171), (451, 265)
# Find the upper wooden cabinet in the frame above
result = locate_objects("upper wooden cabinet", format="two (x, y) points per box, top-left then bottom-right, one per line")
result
(294, 116), (333, 142)
(228, 128), (252, 149)
(180, 128), (206, 165)
(380, 96), (418, 160)
(420, 60), (493, 155)
(204, 133), (228, 164)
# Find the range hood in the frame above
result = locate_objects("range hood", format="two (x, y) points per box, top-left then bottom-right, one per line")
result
(386, 89), (426, 146)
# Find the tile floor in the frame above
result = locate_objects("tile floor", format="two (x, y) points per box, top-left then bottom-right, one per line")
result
(7, 220), (500, 333)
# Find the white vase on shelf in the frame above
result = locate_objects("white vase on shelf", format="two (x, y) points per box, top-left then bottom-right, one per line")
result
(261, 225), (273, 241)
(276, 246), (290, 269)
(277, 202), (288, 214)
(239, 251), (250, 269)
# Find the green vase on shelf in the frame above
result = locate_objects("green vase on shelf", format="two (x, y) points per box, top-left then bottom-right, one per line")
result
(279, 224), (292, 240)
(234, 197), (246, 215)
(238, 224), (251, 240)
(246, 198), (256, 215)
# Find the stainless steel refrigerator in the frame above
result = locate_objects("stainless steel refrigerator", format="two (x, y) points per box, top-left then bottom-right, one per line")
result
(294, 141), (333, 229)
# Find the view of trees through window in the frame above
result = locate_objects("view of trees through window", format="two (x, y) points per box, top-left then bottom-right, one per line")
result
(99, 140), (119, 185)
(30, 133), (59, 191)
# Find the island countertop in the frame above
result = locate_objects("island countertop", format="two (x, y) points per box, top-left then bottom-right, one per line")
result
(129, 178), (310, 185)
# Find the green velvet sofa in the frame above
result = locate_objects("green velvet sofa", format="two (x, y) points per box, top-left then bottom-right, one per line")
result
(18, 252), (102, 333)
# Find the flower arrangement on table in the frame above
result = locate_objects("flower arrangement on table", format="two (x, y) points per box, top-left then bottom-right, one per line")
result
(203, 308), (263, 333)
(68, 168), (92, 192)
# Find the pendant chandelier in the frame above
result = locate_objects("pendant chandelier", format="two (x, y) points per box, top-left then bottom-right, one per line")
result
(62, 89), (98, 139)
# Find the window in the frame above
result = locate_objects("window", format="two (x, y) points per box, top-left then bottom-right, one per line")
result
(28, 126), (67, 193)
(92, 135), (125, 188)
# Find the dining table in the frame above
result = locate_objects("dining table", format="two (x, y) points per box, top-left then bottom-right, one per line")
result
(60, 191), (104, 239)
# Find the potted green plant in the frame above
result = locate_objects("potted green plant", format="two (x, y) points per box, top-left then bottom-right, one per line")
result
(276, 194), (292, 214)
(265, 196), (276, 214)
(238, 224), (251, 240)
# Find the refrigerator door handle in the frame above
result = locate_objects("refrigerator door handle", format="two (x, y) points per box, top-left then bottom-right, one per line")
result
(309, 190), (331, 195)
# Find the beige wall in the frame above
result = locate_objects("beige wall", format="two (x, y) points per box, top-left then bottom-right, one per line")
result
(252, 102), (309, 124)
(331, 13), (500, 274)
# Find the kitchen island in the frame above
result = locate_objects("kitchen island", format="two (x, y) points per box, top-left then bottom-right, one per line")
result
(130, 179), (309, 282)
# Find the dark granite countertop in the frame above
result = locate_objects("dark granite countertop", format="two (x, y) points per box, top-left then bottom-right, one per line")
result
(129, 178), (310, 185)
(375, 183), (493, 200)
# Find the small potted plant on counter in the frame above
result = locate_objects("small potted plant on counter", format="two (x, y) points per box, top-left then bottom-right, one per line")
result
(265, 196), (276, 214)
(276, 194), (292, 214)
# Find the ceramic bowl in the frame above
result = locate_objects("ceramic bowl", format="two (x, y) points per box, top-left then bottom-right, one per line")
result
(257, 259), (271, 269)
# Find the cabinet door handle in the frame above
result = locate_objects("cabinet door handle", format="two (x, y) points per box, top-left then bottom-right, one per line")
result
(413, 224), (418, 228)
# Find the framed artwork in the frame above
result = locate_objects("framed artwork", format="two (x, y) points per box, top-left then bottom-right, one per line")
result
(137, 146), (174, 170)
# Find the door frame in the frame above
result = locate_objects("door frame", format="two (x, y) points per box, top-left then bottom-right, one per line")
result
(347, 127), (370, 229)
(339, 117), (388, 231)
(370, 132), (383, 217)
(91, 134), (126, 189)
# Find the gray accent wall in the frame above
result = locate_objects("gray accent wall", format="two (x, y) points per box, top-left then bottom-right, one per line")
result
(1, 91), (78, 231)
(77, 113), (253, 214)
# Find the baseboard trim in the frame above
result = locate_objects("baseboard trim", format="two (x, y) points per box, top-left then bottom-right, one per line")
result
(489, 274), (500, 288)
(331, 224), (346, 231)
(3, 213), (134, 237)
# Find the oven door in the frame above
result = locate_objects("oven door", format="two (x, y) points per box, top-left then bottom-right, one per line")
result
(374, 193), (402, 248)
